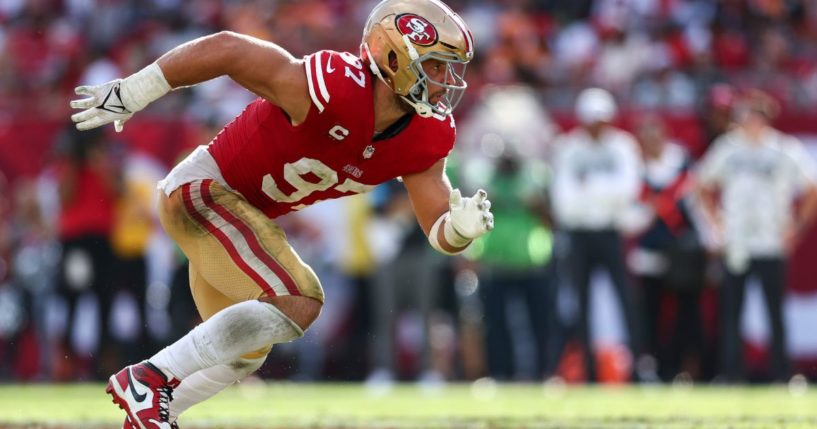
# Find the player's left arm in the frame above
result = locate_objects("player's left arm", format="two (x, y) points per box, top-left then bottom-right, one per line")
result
(402, 158), (494, 255)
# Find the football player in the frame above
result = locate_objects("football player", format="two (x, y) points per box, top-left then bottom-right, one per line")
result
(69, 1), (493, 428)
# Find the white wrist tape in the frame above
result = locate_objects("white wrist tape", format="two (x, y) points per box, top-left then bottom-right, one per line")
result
(120, 62), (172, 112)
(428, 212), (471, 255)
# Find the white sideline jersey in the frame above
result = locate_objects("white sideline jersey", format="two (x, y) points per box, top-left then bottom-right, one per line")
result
(696, 126), (817, 257)
(550, 126), (644, 230)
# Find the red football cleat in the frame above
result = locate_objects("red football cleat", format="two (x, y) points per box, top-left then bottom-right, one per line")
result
(106, 361), (180, 429)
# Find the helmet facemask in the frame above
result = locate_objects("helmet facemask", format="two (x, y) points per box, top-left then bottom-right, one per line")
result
(404, 46), (468, 117)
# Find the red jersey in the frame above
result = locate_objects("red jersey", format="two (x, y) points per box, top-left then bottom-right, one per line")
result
(57, 162), (115, 240)
(207, 50), (456, 219)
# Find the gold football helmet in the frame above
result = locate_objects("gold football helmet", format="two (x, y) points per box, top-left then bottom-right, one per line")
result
(361, 0), (474, 117)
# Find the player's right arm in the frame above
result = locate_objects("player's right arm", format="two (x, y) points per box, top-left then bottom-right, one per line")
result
(70, 31), (310, 132)
(402, 158), (494, 255)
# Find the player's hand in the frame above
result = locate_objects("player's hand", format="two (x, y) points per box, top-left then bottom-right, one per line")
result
(71, 63), (171, 133)
(448, 188), (494, 240)
(70, 80), (133, 132)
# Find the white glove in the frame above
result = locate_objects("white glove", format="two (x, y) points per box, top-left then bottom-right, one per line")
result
(445, 188), (494, 247)
(70, 63), (171, 133)
(70, 80), (133, 132)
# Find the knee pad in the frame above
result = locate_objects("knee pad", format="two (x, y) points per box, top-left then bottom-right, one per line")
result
(190, 300), (304, 368)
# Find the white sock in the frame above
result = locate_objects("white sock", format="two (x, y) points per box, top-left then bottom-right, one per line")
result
(169, 354), (266, 422)
(149, 300), (302, 380)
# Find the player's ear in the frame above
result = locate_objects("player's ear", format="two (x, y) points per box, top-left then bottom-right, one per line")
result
(388, 51), (399, 73)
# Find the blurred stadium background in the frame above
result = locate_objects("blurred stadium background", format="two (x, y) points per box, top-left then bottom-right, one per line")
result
(2, 0), (817, 427)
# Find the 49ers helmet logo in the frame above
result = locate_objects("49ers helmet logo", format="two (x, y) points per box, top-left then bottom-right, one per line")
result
(395, 14), (438, 46)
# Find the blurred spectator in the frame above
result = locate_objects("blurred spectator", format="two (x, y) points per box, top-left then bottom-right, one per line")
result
(700, 83), (738, 152)
(337, 193), (380, 382)
(457, 85), (556, 381)
(457, 85), (559, 162)
(53, 126), (120, 380)
(467, 146), (553, 381)
(0, 171), (9, 282)
(366, 181), (450, 389)
(695, 89), (817, 382)
(108, 145), (168, 368)
(7, 179), (60, 381)
(550, 88), (644, 382)
(629, 115), (707, 382)
(0, 171), (19, 379)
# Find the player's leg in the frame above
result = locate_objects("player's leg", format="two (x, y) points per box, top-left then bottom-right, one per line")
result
(168, 351), (269, 420)
(146, 267), (305, 384)
(367, 257), (400, 384)
(107, 277), (302, 429)
(108, 179), (323, 429)
(719, 262), (748, 382)
(166, 265), (270, 423)
(168, 266), (328, 422)
(567, 231), (596, 382)
(599, 231), (643, 379)
(757, 258), (789, 381)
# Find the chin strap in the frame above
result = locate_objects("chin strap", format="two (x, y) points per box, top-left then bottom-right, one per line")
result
(400, 95), (433, 118)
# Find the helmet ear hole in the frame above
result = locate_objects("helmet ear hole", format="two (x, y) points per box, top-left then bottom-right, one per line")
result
(388, 51), (399, 73)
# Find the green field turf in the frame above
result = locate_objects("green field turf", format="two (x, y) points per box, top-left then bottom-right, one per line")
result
(1, 381), (816, 428)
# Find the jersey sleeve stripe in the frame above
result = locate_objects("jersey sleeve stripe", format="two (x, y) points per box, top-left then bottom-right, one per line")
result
(314, 51), (331, 105)
(304, 54), (325, 113)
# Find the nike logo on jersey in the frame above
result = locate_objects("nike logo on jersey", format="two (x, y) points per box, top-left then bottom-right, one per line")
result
(127, 368), (149, 402)
(97, 83), (132, 114)
(326, 57), (336, 74)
